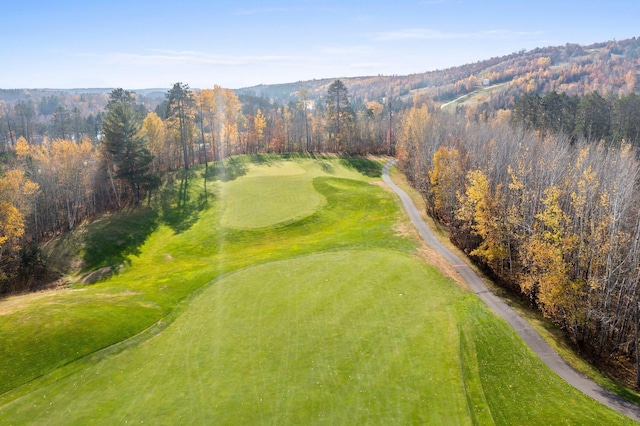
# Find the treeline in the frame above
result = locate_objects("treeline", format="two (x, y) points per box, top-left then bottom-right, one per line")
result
(512, 91), (640, 145)
(0, 80), (396, 292)
(0, 91), (163, 150)
(398, 106), (640, 386)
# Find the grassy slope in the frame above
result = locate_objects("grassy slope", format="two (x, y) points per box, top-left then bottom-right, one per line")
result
(0, 156), (633, 424)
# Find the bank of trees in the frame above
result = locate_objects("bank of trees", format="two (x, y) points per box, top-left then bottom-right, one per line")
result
(512, 91), (640, 145)
(398, 106), (640, 386)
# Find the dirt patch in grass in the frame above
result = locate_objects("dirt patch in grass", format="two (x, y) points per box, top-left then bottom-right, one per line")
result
(392, 219), (467, 290)
(414, 240), (468, 290)
(0, 276), (70, 314)
(0, 292), (57, 316)
(370, 180), (390, 190)
(0, 283), (75, 316)
(80, 266), (115, 284)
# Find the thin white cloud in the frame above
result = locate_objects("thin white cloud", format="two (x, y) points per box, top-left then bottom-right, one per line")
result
(319, 45), (374, 55)
(370, 28), (542, 41)
(349, 62), (386, 69)
(233, 7), (289, 15)
(85, 50), (308, 67)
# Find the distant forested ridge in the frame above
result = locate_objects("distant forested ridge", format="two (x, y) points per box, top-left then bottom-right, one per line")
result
(234, 37), (640, 108)
(3, 36), (638, 135)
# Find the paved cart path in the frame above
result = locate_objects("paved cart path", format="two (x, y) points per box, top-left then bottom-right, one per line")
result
(382, 160), (640, 423)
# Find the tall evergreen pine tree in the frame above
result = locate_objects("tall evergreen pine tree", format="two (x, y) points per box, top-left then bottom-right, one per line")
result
(102, 89), (159, 205)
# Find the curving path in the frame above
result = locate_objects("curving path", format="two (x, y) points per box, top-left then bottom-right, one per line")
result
(382, 160), (640, 422)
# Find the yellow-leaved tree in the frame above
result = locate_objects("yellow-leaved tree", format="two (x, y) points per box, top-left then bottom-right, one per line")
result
(429, 146), (465, 223)
(397, 104), (430, 195)
(214, 86), (241, 158)
(0, 201), (24, 280)
(252, 108), (267, 153)
(520, 185), (585, 331)
(142, 112), (171, 173)
(15, 136), (30, 158)
(0, 168), (39, 283)
(457, 169), (509, 273)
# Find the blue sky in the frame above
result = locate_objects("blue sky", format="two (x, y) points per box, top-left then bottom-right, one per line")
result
(1, 0), (639, 89)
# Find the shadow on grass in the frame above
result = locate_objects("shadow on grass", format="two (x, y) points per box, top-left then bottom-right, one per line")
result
(340, 157), (382, 178)
(250, 152), (313, 163)
(281, 152), (314, 160)
(82, 208), (159, 271)
(203, 157), (248, 182)
(160, 170), (208, 234)
(319, 161), (335, 174)
(247, 153), (273, 165)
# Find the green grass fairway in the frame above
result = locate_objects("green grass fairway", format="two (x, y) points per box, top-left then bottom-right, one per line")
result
(0, 156), (633, 424)
(0, 250), (629, 424)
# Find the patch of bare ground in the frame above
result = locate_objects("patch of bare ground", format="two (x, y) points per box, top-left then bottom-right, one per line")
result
(0, 293), (55, 316)
(413, 244), (468, 290)
(80, 266), (115, 284)
(370, 180), (389, 190)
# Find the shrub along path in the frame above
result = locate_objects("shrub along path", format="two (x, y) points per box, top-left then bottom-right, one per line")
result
(383, 159), (640, 422)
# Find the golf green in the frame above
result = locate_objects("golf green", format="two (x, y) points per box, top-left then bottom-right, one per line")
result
(221, 173), (325, 229)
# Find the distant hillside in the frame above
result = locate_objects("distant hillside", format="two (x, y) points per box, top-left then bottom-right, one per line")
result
(0, 88), (166, 118)
(236, 37), (640, 109)
(2, 37), (638, 113)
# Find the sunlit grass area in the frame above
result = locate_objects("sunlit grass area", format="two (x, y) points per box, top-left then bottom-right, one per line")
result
(0, 157), (405, 396)
(221, 162), (326, 229)
(0, 156), (632, 424)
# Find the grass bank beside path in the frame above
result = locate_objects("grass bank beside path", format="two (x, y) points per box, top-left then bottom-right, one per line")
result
(389, 161), (640, 408)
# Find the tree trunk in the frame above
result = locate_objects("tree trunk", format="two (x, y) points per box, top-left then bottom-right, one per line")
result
(179, 104), (189, 170)
(635, 303), (640, 387)
(107, 166), (121, 209)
